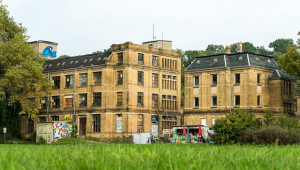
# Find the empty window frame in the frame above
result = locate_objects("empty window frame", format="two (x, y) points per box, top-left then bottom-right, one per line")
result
(137, 114), (144, 133)
(235, 95), (240, 106)
(40, 97), (47, 110)
(152, 94), (158, 108)
(79, 94), (87, 107)
(52, 96), (60, 108)
(212, 74), (217, 85)
(257, 74), (261, 85)
(117, 92), (123, 106)
(65, 75), (74, 88)
(93, 92), (101, 106)
(235, 73), (240, 84)
(138, 53), (144, 64)
(194, 76), (199, 87)
(39, 117), (46, 123)
(52, 76), (60, 89)
(194, 97), (199, 108)
(118, 52), (123, 64)
(117, 71), (123, 85)
(212, 96), (217, 107)
(137, 92), (143, 107)
(172, 96), (177, 110)
(152, 55), (158, 66)
(138, 71), (144, 85)
(162, 95), (166, 109)
(52, 116), (59, 121)
(152, 73), (158, 88)
(92, 114), (101, 132)
(79, 73), (88, 87)
(93, 72), (102, 86)
(64, 95), (73, 108)
(257, 96), (261, 106)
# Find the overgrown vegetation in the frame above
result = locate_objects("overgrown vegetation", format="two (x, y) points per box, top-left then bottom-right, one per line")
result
(213, 110), (300, 145)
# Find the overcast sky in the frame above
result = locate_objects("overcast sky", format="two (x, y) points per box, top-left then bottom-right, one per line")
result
(3, 0), (300, 56)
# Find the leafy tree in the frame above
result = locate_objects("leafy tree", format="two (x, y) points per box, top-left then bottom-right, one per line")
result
(205, 44), (225, 54)
(92, 47), (112, 54)
(213, 109), (260, 144)
(269, 38), (294, 54)
(58, 55), (71, 59)
(230, 42), (257, 53)
(0, 2), (50, 119)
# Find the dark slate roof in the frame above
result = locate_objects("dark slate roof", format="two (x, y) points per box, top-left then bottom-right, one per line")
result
(43, 52), (111, 72)
(186, 52), (278, 72)
(269, 70), (294, 80)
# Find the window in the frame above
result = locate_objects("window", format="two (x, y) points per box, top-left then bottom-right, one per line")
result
(64, 95), (73, 108)
(117, 71), (123, 85)
(137, 114), (144, 133)
(65, 75), (74, 88)
(152, 55), (158, 66)
(162, 116), (177, 129)
(52, 76), (60, 89)
(212, 118), (216, 125)
(138, 71), (143, 85)
(257, 96), (261, 106)
(162, 95), (166, 109)
(79, 73), (87, 87)
(52, 116), (59, 121)
(257, 74), (261, 85)
(116, 114), (122, 132)
(79, 94), (87, 107)
(138, 53), (144, 64)
(52, 96), (60, 108)
(235, 95), (240, 106)
(138, 92), (143, 107)
(194, 76), (199, 87)
(40, 97), (47, 110)
(172, 96), (177, 110)
(93, 93), (101, 106)
(235, 74), (240, 84)
(152, 94), (158, 108)
(212, 96), (217, 107)
(212, 74), (217, 85)
(173, 76), (177, 90)
(152, 73), (158, 88)
(39, 117), (46, 122)
(92, 114), (101, 132)
(194, 97), (199, 108)
(118, 52), (123, 64)
(117, 92), (123, 106)
(93, 72), (102, 86)
(201, 119), (206, 126)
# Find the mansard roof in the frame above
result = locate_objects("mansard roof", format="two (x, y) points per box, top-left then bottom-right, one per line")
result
(185, 52), (278, 72)
(43, 52), (111, 72)
(269, 70), (294, 80)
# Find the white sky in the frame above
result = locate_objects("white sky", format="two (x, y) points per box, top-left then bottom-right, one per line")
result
(3, 0), (300, 56)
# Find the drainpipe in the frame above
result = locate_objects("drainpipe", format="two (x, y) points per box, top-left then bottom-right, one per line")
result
(47, 72), (50, 121)
(74, 68), (76, 123)
(230, 69), (232, 112)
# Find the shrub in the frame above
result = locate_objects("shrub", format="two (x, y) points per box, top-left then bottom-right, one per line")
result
(213, 109), (260, 144)
(37, 136), (47, 144)
(240, 126), (300, 145)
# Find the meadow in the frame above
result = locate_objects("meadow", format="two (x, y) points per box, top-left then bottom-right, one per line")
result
(0, 144), (299, 170)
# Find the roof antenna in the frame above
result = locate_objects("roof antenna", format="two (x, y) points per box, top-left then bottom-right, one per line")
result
(152, 24), (156, 41)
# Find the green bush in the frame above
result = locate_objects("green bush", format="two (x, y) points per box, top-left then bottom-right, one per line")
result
(37, 136), (47, 144)
(213, 109), (260, 144)
(240, 126), (300, 145)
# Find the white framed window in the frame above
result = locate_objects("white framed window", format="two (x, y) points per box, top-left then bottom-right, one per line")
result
(194, 76), (199, 87)
(212, 118), (216, 125)
(201, 119), (206, 126)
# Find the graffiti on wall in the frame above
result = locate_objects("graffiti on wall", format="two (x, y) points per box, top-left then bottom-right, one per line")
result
(53, 122), (74, 142)
(116, 116), (122, 132)
(43, 46), (57, 58)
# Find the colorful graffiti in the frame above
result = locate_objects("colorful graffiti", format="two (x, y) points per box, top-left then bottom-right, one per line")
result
(43, 46), (57, 58)
(63, 114), (73, 122)
(170, 126), (211, 144)
(116, 116), (122, 132)
(53, 122), (74, 142)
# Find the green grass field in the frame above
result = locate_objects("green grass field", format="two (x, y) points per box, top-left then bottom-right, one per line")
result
(0, 144), (299, 170)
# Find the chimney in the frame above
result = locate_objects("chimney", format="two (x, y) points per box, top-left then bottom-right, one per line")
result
(237, 43), (243, 53)
(225, 45), (231, 54)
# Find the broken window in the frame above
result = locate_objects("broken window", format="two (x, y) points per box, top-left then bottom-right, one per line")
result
(65, 75), (74, 88)
(152, 94), (158, 108)
(52, 76), (60, 89)
(117, 71), (123, 85)
(152, 55), (158, 66)
(212, 74), (217, 85)
(93, 92), (101, 106)
(138, 53), (144, 64)
(138, 71), (143, 85)
(235, 73), (240, 84)
(118, 52), (123, 64)
(137, 92), (143, 107)
(93, 72), (102, 86)
(79, 73), (88, 87)
(152, 73), (158, 88)
(52, 96), (60, 108)
(79, 94), (87, 107)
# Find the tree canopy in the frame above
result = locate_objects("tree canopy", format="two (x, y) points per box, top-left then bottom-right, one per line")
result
(58, 55), (71, 59)
(0, 2), (50, 118)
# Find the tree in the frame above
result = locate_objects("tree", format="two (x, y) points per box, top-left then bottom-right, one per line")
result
(92, 47), (112, 54)
(205, 44), (225, 54)
(230, 42), (257, 53)
(0, 2), (50, 118)
(269, 38), (294, 54)
(213, 110), (260, 144)
(58, 55), (71, 59)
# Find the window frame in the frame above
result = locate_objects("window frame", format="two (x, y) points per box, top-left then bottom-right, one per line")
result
(117, 52), (123, 64)
(194, 76), (199, 87)
(79, 73), (88, 87)
(117, 71), (123, 85)
(93, 92), (101, 107)
(138, 53), (144, 65)
(212, 96), (217, 107)
(117, 92), (123, 106)
(137, 92), (144, 107)
(152, 55), (158, 66)
(212, 74), (217, 85)
(52, 76), (60, 89)
(65, 75), (74, 88)
(257, 95), (261, 107)
(92, 114), (101, 132)
(52, 96), (60, 108)
(79, 93), (87, 107)
(138, 71), (144, 85)
(235, 73), (240, 85)
(235, 95), (240, 107)
(257, 73), (261, 85)
(152, 73), (158, 88)
(93, 72), (102, 86)
(194, 97), (199, 108)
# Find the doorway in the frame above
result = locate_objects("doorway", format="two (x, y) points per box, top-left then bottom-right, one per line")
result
(79, 117), (86, 138)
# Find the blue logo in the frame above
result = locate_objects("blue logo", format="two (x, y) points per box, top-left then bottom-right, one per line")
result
(43, 46), (57, 58)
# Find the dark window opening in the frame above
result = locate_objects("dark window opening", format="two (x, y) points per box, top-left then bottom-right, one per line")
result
(138, 53), (144, 64)
(138, 71), (143, 85)
(117, 71), (123, 85)
(257, 74), (261, 85)
(118, 53), (123, 64)
(235, 95), (240, 106)
(117, 92), (123, 106)
(52, 116), (59, 121)
(79, 94), (87, 107)
(65, 75), (74, 88)
(152, 55), (158, 66)
(93, 92), (101, 106)
(79, 73), (88, 87)
(138, 92), (143, 107)
(93, 72), (102, 86)
(235, 74), (240, 84)
(212, 74), (217, 85)
(212, 96), (217, 107)
(52, 96), (60, 108)
(52, 76), (60, 89)
(194, 97), (199, 108)
(93, 114), (101, 132)
(194, 76), (199, 87)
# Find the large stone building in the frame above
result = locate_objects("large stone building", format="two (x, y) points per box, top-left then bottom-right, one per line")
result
(21, 41), (182, 139)
(295, 94), (300, 117)
(183, 45), (295, 126)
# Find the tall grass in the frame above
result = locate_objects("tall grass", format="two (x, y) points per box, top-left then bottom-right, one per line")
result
(0, 144), (299, 169)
